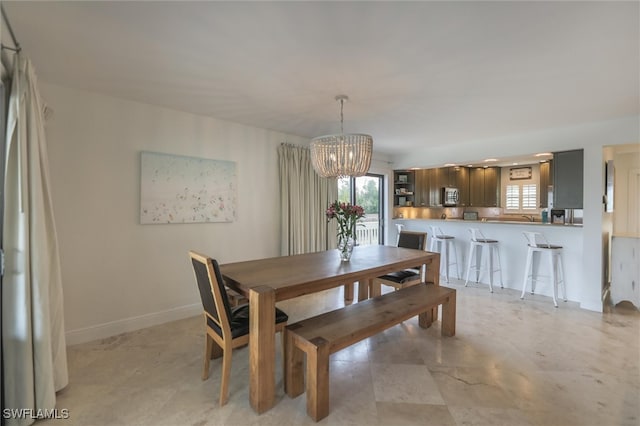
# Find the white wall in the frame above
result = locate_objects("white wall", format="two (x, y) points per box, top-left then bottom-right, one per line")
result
(40, 83), (311, 344)
(394, 116), (640, 312)
(613, 146), (640, 236)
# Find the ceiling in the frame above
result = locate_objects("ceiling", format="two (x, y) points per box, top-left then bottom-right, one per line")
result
(2, 1), (639, 160)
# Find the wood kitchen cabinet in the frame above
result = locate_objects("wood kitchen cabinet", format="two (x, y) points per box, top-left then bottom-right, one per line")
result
(539, 160), (553, 208)
(430, 168), (446, 206)
(414, 169), (431, 207)
(469, 167), (500, 207)
(484, 167), (500, 207)
(449, 166), (470, 206)
(469, 168), (484, 207)
(416, 167), (470, 207)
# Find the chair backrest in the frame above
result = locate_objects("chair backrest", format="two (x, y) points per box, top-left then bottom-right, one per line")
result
(468, 228), (487, 242)
(522, 231), (550, 248)
(189, 251), (233, 333)
(430, 225), (446, 238)
(398, 231), (427, 250)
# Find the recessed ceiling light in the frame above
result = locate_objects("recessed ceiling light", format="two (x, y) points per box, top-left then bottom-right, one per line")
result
(444, 163), (456, 167)
(540, 160), (547, 163)
(484, 158), (498, 162)
(513, 162), (519, 165)
(467, 164), (473, 167)
(535, 152), (552, 157)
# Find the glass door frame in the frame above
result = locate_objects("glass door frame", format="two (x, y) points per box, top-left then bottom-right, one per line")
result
(341, 173), (385, 246)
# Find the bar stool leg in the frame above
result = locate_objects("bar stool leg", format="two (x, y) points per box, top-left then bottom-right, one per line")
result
(496, 245), (503, 288)
(476, 245), (483, 283)
(521, 247), (533, 299)
(558, 252), (567, 302)
(548, 251), (558, 307)
(451, 240), (461, 280)
(487, 245), (494, 293)
(465, 243), (475, 286)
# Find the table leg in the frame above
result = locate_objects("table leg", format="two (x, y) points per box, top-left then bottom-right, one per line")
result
(369, 278), (381, 298)
(249, 286), (276, 414)
(420, 255), (441, 328)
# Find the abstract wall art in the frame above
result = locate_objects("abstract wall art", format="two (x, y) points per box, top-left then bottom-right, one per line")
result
(140, 151), (237, 224)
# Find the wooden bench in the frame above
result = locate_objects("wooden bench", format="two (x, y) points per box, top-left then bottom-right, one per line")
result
(284, 283), (456, 422)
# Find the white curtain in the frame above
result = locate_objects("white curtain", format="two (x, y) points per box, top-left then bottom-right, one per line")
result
(2, 56), (68, 426)
(278, 144), (338, 255)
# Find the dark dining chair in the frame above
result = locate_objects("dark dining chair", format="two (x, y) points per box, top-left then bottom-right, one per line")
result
(374, 231), (429, 290)
(189, 251), (289, 406)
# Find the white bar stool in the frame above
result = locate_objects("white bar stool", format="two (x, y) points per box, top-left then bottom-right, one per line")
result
(521, 231), (567, 307)
(429, 226), (461, 283)
(464, 228), (503, 292)
(395, 223), (405, 245)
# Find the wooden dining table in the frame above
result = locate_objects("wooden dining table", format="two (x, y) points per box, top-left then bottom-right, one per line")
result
(219, 245), (440, 414)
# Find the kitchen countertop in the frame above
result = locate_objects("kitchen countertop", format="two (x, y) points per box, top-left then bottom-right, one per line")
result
(392, 218), (583, 227)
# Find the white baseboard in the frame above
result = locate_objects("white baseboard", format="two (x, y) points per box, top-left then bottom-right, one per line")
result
(65, 303), (202, 345)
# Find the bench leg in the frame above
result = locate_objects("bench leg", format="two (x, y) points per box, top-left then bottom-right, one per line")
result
(441, 292), (456, 337)
(307, 338), (330, 422)
(285, 330), (305, 398)
(418, 310), (434, 328)
(357, 281), (369, 301)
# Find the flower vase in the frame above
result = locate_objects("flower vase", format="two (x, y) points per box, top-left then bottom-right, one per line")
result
(338, 236), (355, 262)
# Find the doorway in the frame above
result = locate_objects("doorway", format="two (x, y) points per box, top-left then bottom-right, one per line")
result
(338, 174), (384, 245)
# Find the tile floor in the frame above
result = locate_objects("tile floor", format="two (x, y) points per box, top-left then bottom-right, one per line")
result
(42, 279), (639, 426)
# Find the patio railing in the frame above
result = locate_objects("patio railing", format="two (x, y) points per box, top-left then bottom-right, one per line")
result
(356, 220), (380, 246)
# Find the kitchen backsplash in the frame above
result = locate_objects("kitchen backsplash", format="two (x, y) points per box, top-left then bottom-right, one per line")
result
(394, 206), (583, 224)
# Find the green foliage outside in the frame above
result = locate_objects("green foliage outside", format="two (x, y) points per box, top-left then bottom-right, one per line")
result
(338, 177), (379, 215)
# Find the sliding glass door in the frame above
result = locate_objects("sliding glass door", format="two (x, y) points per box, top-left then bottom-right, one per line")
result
(338, 174), (384, 245)
(0, 79), (6, 425)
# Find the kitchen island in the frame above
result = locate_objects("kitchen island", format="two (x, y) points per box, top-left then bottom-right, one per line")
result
(394, 218), (584, 303)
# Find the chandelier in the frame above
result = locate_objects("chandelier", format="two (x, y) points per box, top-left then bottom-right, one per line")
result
(310, 95), (373, 178)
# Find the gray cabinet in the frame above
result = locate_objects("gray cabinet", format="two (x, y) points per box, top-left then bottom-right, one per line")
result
(553, 150), (583, 209)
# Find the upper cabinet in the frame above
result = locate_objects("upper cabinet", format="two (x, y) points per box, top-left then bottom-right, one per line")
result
(553, 150), (583, 209)
(413, 166), (470, 207)
(539, 160), (553, 208)
(396, 150), (585, 211)
(469, 167), (501, 207)
(449, 166), (470, 207)
(400, 166), (494, 207)
(414, 169), (431, 207)
(393, 170), (415, 207)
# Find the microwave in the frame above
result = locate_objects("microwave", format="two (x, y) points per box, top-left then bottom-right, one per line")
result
(442, 187), (460, 206)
